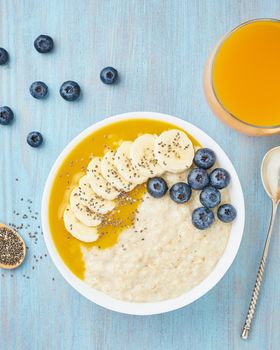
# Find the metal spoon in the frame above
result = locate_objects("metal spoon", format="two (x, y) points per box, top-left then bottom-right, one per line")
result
(0, 223), (26, 269)
(241, 146), (280, 339)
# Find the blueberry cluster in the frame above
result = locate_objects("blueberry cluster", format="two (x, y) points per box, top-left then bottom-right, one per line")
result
(1, 35), (119, 147)
(147, 148), (237, 230)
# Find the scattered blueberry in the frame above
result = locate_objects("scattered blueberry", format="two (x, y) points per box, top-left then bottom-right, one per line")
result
(194, 148), (216, 169)
(187, 168), (209, 190)
(0, 48), (9, 65)
(27, 131), (43, 148)
(60, 81), (81, 101)
(192, 207), (215, 230)
(147, 177), (168, 198)
(100, 67), (118, 84)
(169, 182), (192, 204)
(217, 204), (237, 223)
(210, 168), (231, 189)
(0, 106), (14, 125)
(29, 81), (48, 99)
(34, 35), (54, 53)
(200, 186), (221, 208)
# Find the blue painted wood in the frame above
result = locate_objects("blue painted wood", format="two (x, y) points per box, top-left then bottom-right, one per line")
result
(0, 1), (280, 349)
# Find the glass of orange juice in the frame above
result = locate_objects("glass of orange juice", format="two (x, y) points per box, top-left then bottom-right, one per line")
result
(204, 19), (280, 136)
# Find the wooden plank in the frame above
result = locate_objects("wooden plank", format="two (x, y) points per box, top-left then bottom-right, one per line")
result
(0, 0), (279, 349)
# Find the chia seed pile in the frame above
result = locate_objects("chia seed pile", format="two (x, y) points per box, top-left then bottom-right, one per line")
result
(0, 226), (24, 267)
(0, 178), (56, 281)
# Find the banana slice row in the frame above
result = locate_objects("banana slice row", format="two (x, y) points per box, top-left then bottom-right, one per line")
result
(63, 129), (194, 242)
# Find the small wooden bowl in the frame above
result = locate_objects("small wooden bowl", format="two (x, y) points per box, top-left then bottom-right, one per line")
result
(0, 223), (26, 269)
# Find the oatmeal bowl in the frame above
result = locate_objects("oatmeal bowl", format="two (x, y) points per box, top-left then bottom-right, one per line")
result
(42, 112), (245, 315)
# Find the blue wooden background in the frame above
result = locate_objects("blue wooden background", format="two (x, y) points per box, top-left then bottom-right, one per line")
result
(1, 1), (280, 349)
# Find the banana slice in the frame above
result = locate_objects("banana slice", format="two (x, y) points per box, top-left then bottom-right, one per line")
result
(86, 157), (120, 200)
(101, 151), (136, 192)
(114, 141), (147, 184)
(78, 176), (115, 214)
(63, 205), (99, 242)
(154, 129), (194, 172)
(130, 134), (164, 177)
(70, 187), (102, 227)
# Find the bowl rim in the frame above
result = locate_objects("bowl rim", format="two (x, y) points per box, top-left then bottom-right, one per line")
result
(41, 111), (245, 315)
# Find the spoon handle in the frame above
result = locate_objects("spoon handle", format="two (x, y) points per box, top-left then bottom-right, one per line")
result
(241, 201), (278, 339)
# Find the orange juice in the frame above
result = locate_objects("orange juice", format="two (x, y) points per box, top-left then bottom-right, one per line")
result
(205, 19), (280, 135)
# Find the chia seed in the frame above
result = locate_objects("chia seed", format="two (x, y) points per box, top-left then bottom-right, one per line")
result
(0, 226), (25, 267)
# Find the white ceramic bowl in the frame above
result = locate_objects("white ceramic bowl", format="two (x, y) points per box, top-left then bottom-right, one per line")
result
(42, 112), (245, 315)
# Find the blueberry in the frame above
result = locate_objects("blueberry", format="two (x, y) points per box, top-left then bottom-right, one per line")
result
(0, 106), (14, 125)
(170, 182), (192, 204)
(200, 186), (221, 208)
(194, 148), (216, 169)
(100, 67), (118, 84)
(147, 177), (168, 198)
(60, 81), (81, 101)
(30, 81), (48, 99)
(27, 131), (43, 148)
(0, 48), (9, 65)
(192, 207), (215, 230)
(210, 168), (231, 189)
(34, 35), (54, 53)
(187, 168), (209, 190)
(217, 204), (237, 223)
